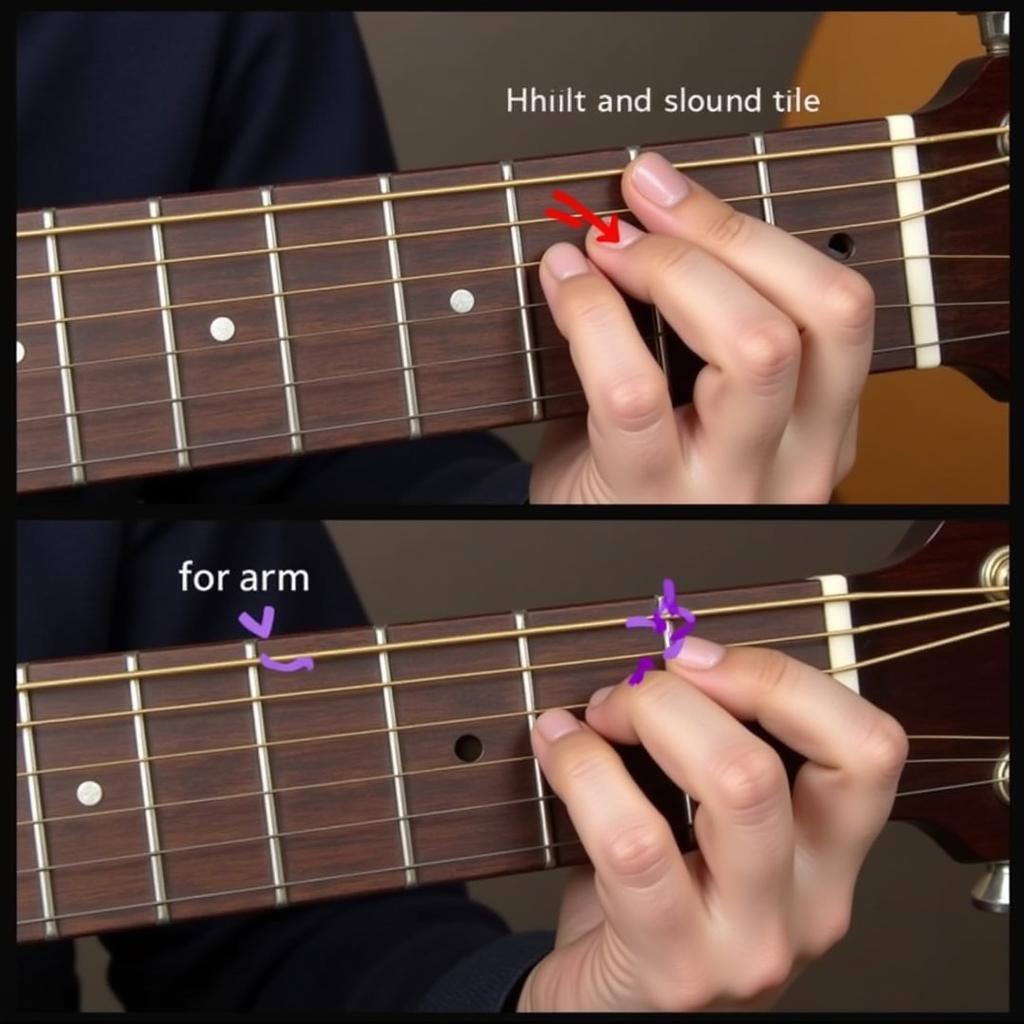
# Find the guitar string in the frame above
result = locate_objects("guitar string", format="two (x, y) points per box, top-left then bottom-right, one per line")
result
(15, 154), (1007, 282)
(16, 736), (1010, 832)
(17, 617), (1009, 788)
(15, 315), (1009, 427)
(14, 255), (1011, 379)
(16, 772), (1007, 930)
(15, 323), (1012, 478)
(17, 756), (1007, 876)
(17, 596), (1007, 731)
(17, 585), (1006, 692)
(15, 123), (1008, 240)
(15, 180), (1008, 330)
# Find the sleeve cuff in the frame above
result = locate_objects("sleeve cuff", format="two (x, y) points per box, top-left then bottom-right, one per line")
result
(417, 929), (554, 1013)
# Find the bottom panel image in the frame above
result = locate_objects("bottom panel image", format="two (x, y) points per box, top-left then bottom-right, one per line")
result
(16, 520), (1008, 1013)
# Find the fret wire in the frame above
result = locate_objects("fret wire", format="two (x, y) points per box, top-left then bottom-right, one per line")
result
(127, 653), (170, 922)
(260, 187), (304, 455)
(16, 182), (1009, 332)
(16, 317), (1009, 478)
(379, 173), (421, 439)
(17, 767), (1006, 930)
(17, 588), (1006, 696)
(15, 612), (1009, 787)
(17, 732), (1007, 833)
(42, 209), (85, 485)
(16, 125), (1008, 240)
(376, 626), (417, 887)
(17, 665), (58, 938)
(659, 597), (695, 828)
(17, 154), (1008, 284)
(501, 161), (543, 421)
(148, 199), (190, 470)
(245, 643), (288, 906)
(515, 611), (555, 869)
(750, 132), (776, 226)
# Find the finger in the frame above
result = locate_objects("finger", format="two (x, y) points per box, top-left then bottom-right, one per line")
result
(621, 152), (874, 456)
(538, 243), (684, 497)
(585, 669), (794, 928)
(585, 226), (800, 485)
(662, 642), (907, 879)
(531, 707), (701, 955)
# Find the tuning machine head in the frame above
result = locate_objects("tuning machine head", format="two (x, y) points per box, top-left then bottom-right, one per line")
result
(960, 12), (1010, 54)
(971, 861), (1009, 913)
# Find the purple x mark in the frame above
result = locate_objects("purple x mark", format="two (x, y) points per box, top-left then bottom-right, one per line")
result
(625, 579), (697, 685)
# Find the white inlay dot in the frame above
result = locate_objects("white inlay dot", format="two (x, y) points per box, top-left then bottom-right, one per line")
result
(209, 316), (236, 342)
(76, 780), (103, 806)
(16, 340), (25, 363)
(449, 288), (475, 314)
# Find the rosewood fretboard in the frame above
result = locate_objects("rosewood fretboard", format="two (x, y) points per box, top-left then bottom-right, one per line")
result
(15, 57), (1010, 492)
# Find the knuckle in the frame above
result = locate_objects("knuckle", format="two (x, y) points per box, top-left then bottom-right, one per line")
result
(702, 205), (752, 249)
(821, 266), (875, 332)
(858, 711), (909, 782)
(604, 374), (667, 433)
(604, 820), (674, 888)
(804, 902), (853, 959)
(732, 944), (795, 1001)
(651, 240), (704, 284)
(733, 318), (801, 390)
(709, 743), (787, 818)
(648, 976), (714, 1013)
(747, 647), (793, 698)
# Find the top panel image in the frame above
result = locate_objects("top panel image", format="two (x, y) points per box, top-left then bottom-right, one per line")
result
(15, 11), (1008, 505)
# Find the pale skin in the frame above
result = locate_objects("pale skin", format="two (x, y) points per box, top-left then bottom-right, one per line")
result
(518, 636), (908, 1012)
(530, 151), (876, 503)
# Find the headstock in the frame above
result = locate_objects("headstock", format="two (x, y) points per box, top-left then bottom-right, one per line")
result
(851, 521), (1009, 908)
(913, 31), (1009, 399)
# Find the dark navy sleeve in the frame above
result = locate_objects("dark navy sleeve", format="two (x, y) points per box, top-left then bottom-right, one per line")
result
(17, 11), (528, 507)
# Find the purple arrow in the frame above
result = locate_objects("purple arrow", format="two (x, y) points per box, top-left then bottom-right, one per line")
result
(239, 605), (275, 640)
(260, 653), (314, 673)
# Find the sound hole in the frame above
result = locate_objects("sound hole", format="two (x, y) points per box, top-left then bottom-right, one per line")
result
(825, 232), (855, 261)
(454, 734), (484, 762)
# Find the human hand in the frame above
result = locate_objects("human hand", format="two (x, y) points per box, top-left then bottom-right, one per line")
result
(518, 637), (907, 1011)
(529, 151), (875, 503)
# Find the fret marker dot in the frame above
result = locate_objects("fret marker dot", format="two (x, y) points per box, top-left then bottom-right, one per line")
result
(209, 316), (236, 342)
(449, 289), (475, 314)
(16, 340), (25, 364)
(76, 780), (103, 807)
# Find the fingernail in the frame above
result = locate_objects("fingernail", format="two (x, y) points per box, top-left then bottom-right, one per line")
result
(631, 151), (690, 208)
(588, 685), (615, 709)
(669, 635), (726, 670)
(593, 219), (643, 249)
(535, 708), (583, 743)
(543, 242), (589, 281)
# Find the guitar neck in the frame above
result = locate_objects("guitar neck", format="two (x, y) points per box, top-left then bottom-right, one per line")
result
(17, 527), (1011, 943)
(16, 83), (1009, 492)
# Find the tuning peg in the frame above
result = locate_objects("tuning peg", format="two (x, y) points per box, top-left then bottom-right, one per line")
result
(960, 12), (1010, 54)
(971, 861), (1009, 913)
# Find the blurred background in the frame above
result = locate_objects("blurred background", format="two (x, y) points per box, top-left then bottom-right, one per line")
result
(76, 519), (1009, 1011)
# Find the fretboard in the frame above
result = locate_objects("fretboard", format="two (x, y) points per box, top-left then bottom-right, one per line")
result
(16, 105), (1009, 492)
(18, 577), (841, 942)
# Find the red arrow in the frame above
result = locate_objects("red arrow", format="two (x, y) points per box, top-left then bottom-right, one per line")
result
(545, 188), (620, 243)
